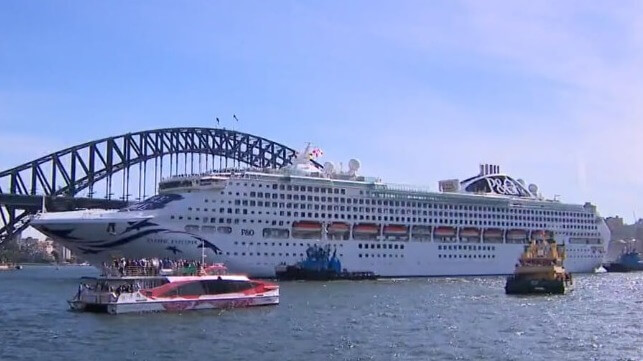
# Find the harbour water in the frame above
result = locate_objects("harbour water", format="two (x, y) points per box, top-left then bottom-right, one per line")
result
(0, 266), (641, 361)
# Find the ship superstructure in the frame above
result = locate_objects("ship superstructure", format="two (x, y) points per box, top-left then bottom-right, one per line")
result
(31, 147), (609, 277)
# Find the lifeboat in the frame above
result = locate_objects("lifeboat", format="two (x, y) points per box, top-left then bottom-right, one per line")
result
(507, 229), (527, 240)
(353, 223), (380, 234)
(483, 228), (503, 239)
(383, 225), (408, 235)
(292, 221), (322, 232)
(459, 227), (480, 238)
(434, 226), (456, 237)
(531, 230), (546, 240)
(327, 222), (350, 234)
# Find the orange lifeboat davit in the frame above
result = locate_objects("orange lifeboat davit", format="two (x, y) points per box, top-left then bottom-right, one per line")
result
(292, 221), (322, 232)
(353, 223), (380, 234)
(459, 227), (480, 238)
(328, 222), (350, 233)
(434, 226), (456, 236)
(383, 224), (408, 235)
(483, 228), (503, 243)
(484, 228), (503, 238)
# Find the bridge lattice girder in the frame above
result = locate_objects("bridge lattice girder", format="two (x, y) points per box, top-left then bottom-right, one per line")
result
(0, 127), (302, 244)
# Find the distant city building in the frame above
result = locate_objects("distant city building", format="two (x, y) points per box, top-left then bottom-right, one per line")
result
(53, 240), (73, 262)
(605, 216), (643, 261)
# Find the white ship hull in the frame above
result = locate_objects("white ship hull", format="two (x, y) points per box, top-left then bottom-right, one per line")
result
(31, 162), (610, 278)
(33, 214), (605, 277)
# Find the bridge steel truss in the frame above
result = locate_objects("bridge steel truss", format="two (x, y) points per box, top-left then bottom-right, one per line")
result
(0, 127), (300, 244)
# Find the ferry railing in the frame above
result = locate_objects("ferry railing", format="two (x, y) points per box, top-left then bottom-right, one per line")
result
(101, 264), (202, 277)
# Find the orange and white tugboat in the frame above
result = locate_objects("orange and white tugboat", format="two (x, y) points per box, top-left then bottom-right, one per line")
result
(505, 239), (573, 295)
(68, 261), (279, 314)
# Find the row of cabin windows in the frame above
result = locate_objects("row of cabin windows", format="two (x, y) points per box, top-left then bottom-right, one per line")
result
(358, 243), (405, 250)
(192, 201), (596, 225)
(184, 205), (597, 228)
(233, 241), (344, 247)
(438, 245), (496, 251)
(438, 254), (496, 259)
(224, 251), (344, 258)
(568, 253), (602, 258)
(217, 177), (595, 218)
(358, 254), (404, 258)
(210, 189), (595, 219)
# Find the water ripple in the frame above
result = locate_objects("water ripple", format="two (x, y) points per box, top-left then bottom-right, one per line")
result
(0, 266), (641, 361)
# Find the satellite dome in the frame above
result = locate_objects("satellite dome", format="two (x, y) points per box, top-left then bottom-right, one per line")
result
(348, 159), (361, 172)
(323, 162), (335, 174)
(528, 184), (538, 194)
(517, 179), (525, 186)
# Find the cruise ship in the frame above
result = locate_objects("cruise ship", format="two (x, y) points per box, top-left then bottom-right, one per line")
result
(31, 147), (610, 277)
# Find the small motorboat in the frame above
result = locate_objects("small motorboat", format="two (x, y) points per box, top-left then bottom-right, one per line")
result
(68, 263), (279, 314)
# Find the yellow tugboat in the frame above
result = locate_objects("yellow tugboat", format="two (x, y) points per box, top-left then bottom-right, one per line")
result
(505, 239), (573, 295)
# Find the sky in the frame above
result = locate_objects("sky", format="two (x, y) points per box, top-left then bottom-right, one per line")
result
(1, 0), (643, 224)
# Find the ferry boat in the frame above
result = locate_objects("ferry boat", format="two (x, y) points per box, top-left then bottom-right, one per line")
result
(30, 146), (610, 277)
(505, 239), (573, 295)
(69, 263), (279, 314)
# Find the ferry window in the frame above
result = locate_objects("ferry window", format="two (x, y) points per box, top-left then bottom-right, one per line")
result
(177, 282), (205, 296)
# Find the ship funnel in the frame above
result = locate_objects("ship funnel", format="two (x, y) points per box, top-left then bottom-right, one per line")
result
(479, 164), (500, 175)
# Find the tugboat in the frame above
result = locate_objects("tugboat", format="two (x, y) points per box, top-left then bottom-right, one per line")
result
(505, 239), (573, 295)
(603, 242), (643, 272)
(275, 244), (377, 281)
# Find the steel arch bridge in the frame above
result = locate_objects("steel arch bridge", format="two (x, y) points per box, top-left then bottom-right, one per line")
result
(0, 127), (304, 244)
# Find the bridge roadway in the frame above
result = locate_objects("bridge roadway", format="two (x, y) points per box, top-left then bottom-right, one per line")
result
(0, 194), (127, 213)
